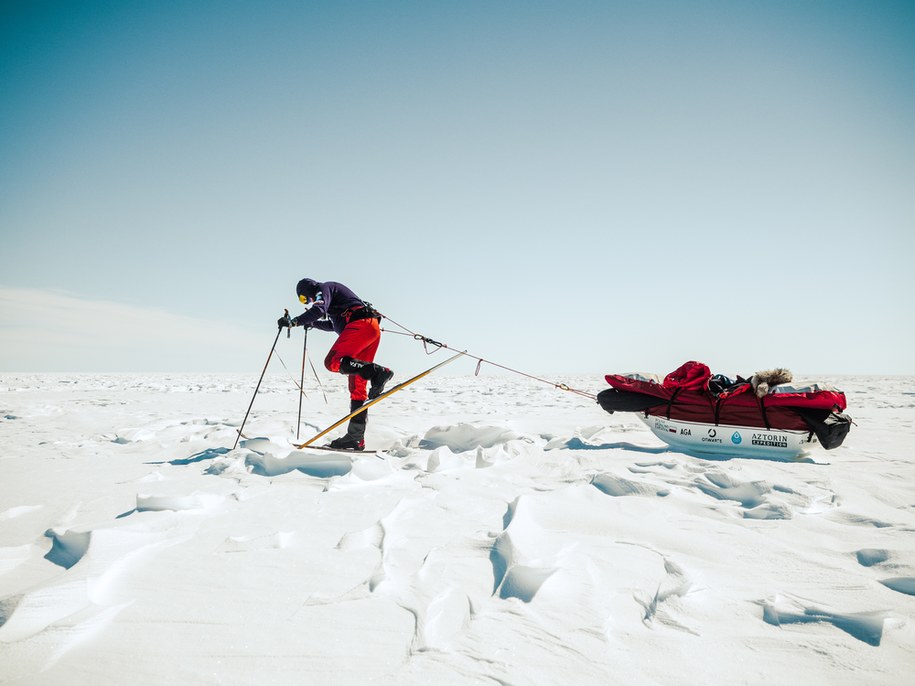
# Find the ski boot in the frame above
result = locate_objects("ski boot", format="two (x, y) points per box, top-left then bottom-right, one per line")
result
(327, 399), (367, 451)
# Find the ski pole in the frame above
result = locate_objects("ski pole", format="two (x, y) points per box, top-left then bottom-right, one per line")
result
(233, 323), (284, 450)
(296, 327), (308, 440)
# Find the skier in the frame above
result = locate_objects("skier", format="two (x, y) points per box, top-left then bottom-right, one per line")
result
(279, 278), (393, 451)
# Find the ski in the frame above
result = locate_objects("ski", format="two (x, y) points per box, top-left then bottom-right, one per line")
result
(295, 351), (466, 449)
(302, 445), (382, 455)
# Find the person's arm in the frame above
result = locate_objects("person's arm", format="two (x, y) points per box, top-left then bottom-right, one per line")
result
(292, 306), (323, 328)
(310, 318), (335, 332)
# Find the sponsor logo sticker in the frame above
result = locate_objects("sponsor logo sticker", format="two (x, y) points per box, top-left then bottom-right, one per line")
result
(751, 432), (789, 448)
(702, 428), (722, 444)
(731, 431), (742, 445)
(655, 419), (676, 433)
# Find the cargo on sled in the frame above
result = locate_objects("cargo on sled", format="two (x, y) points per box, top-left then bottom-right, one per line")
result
(597, 361), (852, 459)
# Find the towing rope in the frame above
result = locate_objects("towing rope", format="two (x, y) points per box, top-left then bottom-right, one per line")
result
(273, 349), (309, 397)
(274, 348), (330, 404)
(379, 313), (596, 401)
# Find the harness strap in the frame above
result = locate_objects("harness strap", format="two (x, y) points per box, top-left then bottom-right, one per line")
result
(343, 305), (382, 324)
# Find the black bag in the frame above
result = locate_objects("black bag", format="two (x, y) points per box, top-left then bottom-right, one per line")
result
(597, 388), (668, 414)
(795, 408), (853, 450)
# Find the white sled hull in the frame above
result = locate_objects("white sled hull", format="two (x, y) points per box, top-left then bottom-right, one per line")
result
(640, 415), (816, 459)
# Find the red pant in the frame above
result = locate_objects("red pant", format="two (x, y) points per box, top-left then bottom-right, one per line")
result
(324, 318), (381, 401)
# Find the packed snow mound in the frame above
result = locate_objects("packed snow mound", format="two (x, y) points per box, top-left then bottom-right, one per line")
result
(420, 423), (523, 451)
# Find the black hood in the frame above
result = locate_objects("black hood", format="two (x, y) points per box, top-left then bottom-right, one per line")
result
(296, 278), (321, 299)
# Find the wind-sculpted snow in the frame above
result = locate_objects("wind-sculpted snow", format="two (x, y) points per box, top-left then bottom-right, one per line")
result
(245, 449), (354, 478)
(43, 528), (91, 569)
(135, 491), (227, 512)
(591, 473), (669, 497)
(420, 422), (523, 451)
(880, 578), (915, 596)
(489, 513), (556, 602)
(762, 594), (889, 646)
(0, 373), (913, 684)
(857, 548), (891, 567)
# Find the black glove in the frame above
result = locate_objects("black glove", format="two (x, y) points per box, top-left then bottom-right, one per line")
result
(277, 314), (293, 329)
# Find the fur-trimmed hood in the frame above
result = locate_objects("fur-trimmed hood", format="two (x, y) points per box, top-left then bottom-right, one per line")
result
(750, 368), (793, 398)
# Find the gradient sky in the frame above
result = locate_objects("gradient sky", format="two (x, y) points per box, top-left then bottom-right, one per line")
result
(1, 0), (913, 377)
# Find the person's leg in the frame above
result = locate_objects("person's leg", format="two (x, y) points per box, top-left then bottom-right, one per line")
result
(328, 397), (369, 450)
(324, 320), (380, 401)
(326, 320), (392, 401)
(325, 320), (390, 449)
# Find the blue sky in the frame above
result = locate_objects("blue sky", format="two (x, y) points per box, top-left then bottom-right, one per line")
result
(1, 0), (913, 377)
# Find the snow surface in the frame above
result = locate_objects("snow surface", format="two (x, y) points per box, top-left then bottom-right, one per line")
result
(1, 371), (914, 685)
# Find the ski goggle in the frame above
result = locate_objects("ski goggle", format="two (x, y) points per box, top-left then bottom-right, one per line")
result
(298, 294), (311, 305)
